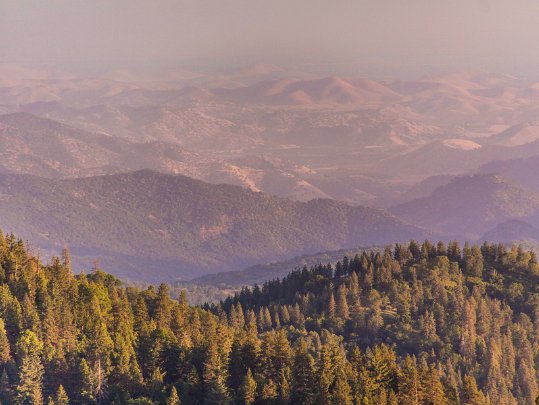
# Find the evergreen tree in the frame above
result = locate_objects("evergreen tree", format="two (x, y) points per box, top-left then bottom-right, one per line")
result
(327, 292), (336, 322)
(422, 366), (447, 405)
(166, 386), (180, 405)
(15, 331), (44, 405)
(278, 368), (291, 405)
(336, 285), (349, 319)
(0, 367), (13, 405)
(463, 375), (488, 405)
(330, 372), (352, 405)
(55, 385), (69, 405)
(317, 346), (334, 405)
(291, 340), (315, 405)
(260, 379), (278, 403)
(202, 341), (230, 405)
(239, 369), (256, 405)
(78, 358), (96, 403)
(61, 248), (72, 276)
(0, 320), (10, 366)
(398, 356), (422, 405)
(155, 284), (172, 330)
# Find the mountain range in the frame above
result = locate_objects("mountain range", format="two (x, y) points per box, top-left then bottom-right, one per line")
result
(6, 69), (539, 180)
(0, 112), (396, 205)
(4, 66), (539, 283)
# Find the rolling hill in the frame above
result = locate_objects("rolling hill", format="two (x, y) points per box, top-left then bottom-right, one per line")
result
(485, 121), (539, 147)
(0, 112), (398, 205)
(0, 111), (230, 178)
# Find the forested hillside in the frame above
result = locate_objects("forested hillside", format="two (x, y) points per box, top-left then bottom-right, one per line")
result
(0, 229), (539, 403)
(0, 170), (426, 280)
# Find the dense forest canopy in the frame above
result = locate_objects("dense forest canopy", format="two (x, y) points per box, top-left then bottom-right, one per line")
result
(0, 230), (538, 404)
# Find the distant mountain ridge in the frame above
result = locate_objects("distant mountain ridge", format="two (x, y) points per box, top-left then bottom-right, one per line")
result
(214, 76), (399, 106)
(7, 70), (539, 186)
(0, 112), (395, 205)
(189, 245), (385, 287)
(477, 156), (539, 193)
(0, 111), (218, 177)
(392, 174), (539, 239)
(481, 219), (539, 243)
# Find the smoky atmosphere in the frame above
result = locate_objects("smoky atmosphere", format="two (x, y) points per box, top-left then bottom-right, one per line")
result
(1, 1), (539, 405)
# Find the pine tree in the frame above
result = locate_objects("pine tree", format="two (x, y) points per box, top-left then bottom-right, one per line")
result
(273, 311), (280, 328)
(0, 320), (10, 366)
(79, 358), (95, 403)
(292, 340), (315, 405)
(185, 366), (202, 404)
(463, 375), (488, 405)
(110, 290), (143, 391)
(61, 248), (72, 276)
(336, 285), (349, 319)
(280, 305), (290, 325)
(367, 300), (383, 336)
(0, 367), (13, 405)
(55, 385), (69, 405)
(418, 310), (437, 343)
(368, 344), (398, 390)
(349, 272), (360, 302)
(166, 386), (180, 405)
(155, 283), (172, 329)
(398, 356), (422, 405)
(260, 379), (278, 402)
(273, 330), (293, 378)
(317, 346), (334, 405)
(148, 367), (165, 403)
(263, 307), (272, 331)
(278, 368), (291, 405)
(257, 309), (265, 332)
(15, 331), (44, 405)
(448, 240), (461, 261)
(422, 366), (447, 405)
(20, 294), (40, 333)
(239, 369), (256, 405)
(327, 292), (336, 322)
(203, 340), (230, 405)
(16, 354), (44, 404)
(330, 373), (352, 405)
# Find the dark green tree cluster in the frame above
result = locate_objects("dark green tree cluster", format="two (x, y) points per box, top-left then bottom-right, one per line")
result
(1, 231), (539, 404)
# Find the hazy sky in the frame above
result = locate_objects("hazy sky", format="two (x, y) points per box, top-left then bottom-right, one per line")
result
(3, 0), (539, 78)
